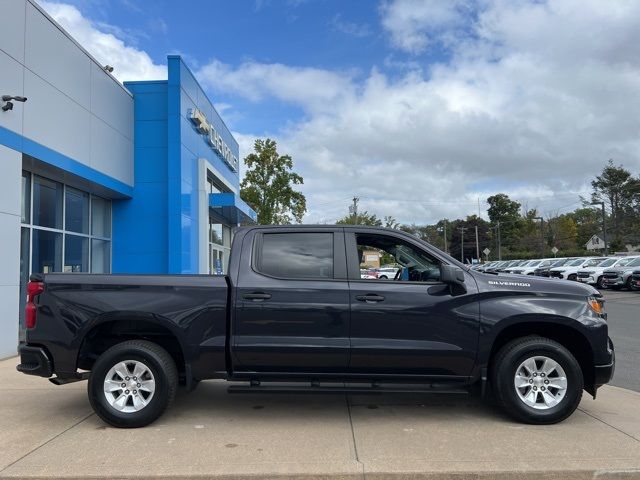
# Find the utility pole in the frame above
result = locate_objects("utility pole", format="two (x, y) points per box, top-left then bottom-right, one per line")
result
(458, 226), (467, 263)
(591, 201), (608, 255)
(475, 225), (479, 261)
(497, 221), (502, 260)
(349, 197), (359, 224)
(443, 220), (448, 254)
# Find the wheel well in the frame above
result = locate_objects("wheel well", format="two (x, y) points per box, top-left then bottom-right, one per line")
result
(488, 322), (594, 390)
(77, 319), (185, 376)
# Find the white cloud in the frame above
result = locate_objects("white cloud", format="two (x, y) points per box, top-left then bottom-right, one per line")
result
(38, 1), (166, 82)
(197, 59), (356, 114)
(379, 0), (471, 54)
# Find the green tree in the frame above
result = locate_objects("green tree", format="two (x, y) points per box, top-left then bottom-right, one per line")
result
(486, 193), (523, 249)
(336, 211), (382, 226)
(240, 139), (307, 224)
(590, 160), (640, 247)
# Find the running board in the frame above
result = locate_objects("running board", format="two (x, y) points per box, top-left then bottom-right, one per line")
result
(227, 382), (469, 395)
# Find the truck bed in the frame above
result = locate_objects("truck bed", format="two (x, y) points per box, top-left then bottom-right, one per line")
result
(25, 273), (229, 380)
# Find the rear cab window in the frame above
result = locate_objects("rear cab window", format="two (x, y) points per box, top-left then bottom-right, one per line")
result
(256, 232), (334, 279)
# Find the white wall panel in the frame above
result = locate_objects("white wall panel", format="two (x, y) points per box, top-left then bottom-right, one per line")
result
(0, 144), (22, 218)
(22, 69), (91, 164)
(0, 285), (19, 358)
(25, 1), (91, 110)
(0, 51), (25, 135)
(91, 117), (133, 184)
(0, 0), (26, 63)
(90, 63), (133, 140)
(0, 213), (21, 287)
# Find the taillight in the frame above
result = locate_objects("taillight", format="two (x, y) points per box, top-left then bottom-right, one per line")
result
(25, 281), (44, 329)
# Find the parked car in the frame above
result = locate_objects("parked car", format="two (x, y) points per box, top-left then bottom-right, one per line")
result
(534, 258), (571, 277)
(601, 256), (640, 290)
(376, 267), (400, 279)
(18, 225), (614, 427)
(502, 260), (530, 273)
(549, 257), (606, 281)
(630, 270), (640, 291)
(360, 268), (379, 279)
(576, 257), (627, 289)
(510, 259), (555, 275)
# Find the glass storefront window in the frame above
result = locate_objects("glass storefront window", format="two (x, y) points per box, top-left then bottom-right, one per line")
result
(21, 171), (31, 224)
(19, 227), (30, 332)
(64, 235), (89, 272)
(91, 196), (111, 238)
(65, 187), (89, 234)
(33, 176), (63, 229)
(91, 239), (111, 273)
(32, 229), (62, 273)
(210, 221), (223, 245)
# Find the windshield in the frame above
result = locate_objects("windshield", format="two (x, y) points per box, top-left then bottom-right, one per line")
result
(597, 258), (617, 267)
(551, 258), (569, 267)
(527, 260), (542, 267)
(616, 257), (637, 267)
(567, 258), (586, 266)
(583, 258), (604, 267)
(628, 257), (640, 267)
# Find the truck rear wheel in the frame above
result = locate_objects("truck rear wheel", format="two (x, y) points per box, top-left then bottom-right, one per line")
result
(491, 336), (583, 424)
(88, 340), (178, 428)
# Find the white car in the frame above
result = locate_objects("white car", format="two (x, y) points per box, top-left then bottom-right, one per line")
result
(502, 260), (530, 273)
(509, 258), (554, 275)
(376, 267), (400, 279)
(577, 256), (640, 288)
(549, 257), (606, 281)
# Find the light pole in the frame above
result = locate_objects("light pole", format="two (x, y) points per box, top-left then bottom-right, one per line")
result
(591, 201), (608, 255)
(533, 217), (544, 258)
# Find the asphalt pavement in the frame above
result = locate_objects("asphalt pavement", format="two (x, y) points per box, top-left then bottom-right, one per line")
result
(601, 289), (640, 393)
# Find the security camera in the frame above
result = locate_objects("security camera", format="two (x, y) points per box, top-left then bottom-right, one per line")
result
(2, 102), (13, 112)
(2, 95), (27, 102)
(103, 65), (114, 73)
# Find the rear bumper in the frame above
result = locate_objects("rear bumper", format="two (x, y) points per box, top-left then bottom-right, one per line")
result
(16, 344), (52, 377)
(594, 338), (615, 388)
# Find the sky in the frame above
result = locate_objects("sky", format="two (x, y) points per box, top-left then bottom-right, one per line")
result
(38, 0), (640, 225)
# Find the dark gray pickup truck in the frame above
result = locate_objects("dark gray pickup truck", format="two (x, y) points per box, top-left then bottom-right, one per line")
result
(18, 225), (614, 427)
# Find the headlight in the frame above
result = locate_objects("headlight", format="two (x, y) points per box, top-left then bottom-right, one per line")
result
(587, 296), (605, 315)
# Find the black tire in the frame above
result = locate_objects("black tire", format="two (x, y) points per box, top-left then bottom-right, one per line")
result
(379, 275), (388, 279)
(88, 340), (178, 428)
(568, 274), (577, 281)
(596, 276), (604, 289)
(491, 336), (583, 424)
(625, 277), (633, 291)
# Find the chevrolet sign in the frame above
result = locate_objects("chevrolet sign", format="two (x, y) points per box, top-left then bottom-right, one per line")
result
(188, 108), (238, 172)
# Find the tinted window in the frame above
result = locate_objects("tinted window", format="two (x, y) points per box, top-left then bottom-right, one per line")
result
(259, 233), (334, 279)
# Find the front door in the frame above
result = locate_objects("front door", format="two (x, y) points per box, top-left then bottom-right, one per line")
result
(346, 230), (479, 378)
(232, 228), (350, 373)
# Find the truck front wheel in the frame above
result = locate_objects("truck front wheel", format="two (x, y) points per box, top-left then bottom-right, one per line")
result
(88, 340), (178, 428)
(491, 336), (583, 424)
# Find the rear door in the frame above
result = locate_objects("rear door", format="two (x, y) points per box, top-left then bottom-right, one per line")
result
(232, 227), (350, 373)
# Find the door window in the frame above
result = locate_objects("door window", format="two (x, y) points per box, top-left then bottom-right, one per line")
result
(354, 233), (441, 282)
(258, 233), (334, 279)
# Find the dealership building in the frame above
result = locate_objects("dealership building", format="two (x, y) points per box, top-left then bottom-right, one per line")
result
(0, 0), (256, 358)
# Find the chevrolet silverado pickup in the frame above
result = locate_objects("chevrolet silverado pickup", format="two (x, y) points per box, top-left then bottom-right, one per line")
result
(17, 225), (615, 428)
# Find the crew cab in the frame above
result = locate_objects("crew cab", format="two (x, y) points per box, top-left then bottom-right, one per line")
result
(17, 225), (615, 428)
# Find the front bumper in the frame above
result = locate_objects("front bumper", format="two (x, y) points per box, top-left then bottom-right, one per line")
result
(594, 338), (615, 388)
(16, 344), (53, 377)
(602, 277), (623, 287)
(577, 275), (596, 284)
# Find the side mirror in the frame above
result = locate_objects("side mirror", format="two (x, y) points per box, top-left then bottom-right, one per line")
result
(441, 264), (466, 293)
